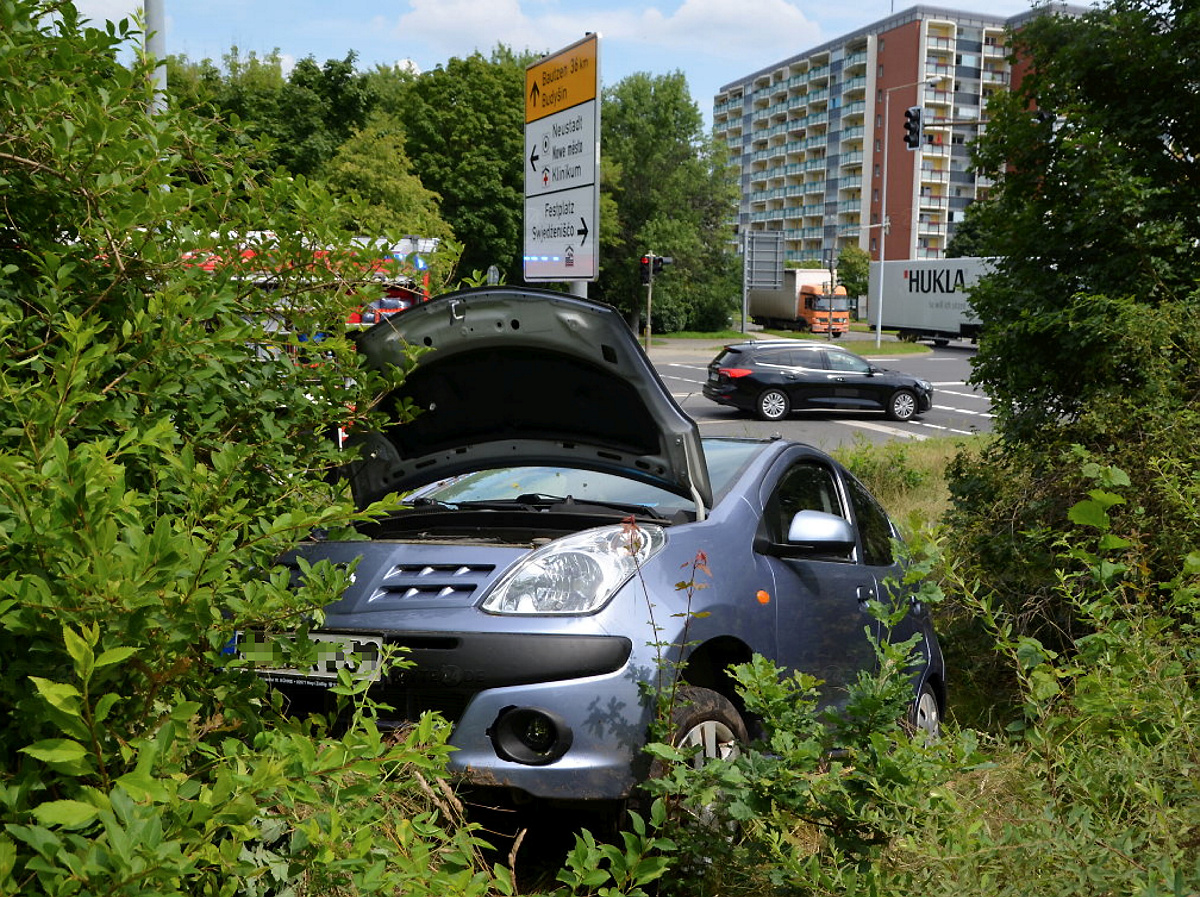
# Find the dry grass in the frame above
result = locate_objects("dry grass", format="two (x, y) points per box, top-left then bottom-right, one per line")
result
(833, 434), (992, 536)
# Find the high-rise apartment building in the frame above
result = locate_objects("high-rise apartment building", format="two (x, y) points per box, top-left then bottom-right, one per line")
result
(713, 4), (1077, 265)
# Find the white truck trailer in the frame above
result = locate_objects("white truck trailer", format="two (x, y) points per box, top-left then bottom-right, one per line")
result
(868, 257), (994, 346)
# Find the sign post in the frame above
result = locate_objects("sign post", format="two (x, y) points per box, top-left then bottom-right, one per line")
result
(523, 34), (601, 285)
(741, 231), (785, 332)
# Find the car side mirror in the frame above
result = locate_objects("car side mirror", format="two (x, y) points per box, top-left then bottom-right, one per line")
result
(757, 509), (857, 559)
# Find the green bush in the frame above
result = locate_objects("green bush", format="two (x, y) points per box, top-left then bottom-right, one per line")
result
(0, 4), (494, 894)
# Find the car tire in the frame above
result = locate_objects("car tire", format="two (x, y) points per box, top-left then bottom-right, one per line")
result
(756, 388), (791, 421)
(908, 681), (941, 742)
(667, 686), (748, 768)
(887, 389), (918, 421)
(637, 686), (748, 831)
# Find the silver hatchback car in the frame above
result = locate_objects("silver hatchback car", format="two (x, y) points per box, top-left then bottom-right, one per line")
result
(260, 287), (945, 805)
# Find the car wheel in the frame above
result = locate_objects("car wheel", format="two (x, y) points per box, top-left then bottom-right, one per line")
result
(669, 686), (747, 768)
(887, 389), (918, 421)
(908, 681), (940, 742)
(645, 686), (747, 828)
(756, 388), (791, 421)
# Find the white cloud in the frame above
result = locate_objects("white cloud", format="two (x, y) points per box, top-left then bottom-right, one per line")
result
(648, 0), (820, 59)
(384, 0), (821, 73)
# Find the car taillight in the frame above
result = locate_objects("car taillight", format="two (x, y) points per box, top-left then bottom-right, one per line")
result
(720, 367), (754, 378)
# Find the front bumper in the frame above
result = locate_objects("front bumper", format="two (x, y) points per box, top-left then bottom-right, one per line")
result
(268, 630), (653, 800)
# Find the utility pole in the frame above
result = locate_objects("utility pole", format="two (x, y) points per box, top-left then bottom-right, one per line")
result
(144, 0), (167, 115)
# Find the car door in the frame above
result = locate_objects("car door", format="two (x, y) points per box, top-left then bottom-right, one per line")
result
(779, 345), (833, 409)
(755, 455), (880, 707)
(842, 473), (933, 668)
(820, 347), (879, 410)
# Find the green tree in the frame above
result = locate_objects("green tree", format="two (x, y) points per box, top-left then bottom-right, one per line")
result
(168, 47), (287, 162)
(322, 113), (454, 241)
(273, 52), (375, 177)
(395, 47), (533, 281)
(943, 198), (991, 258)
(967, 0), (1200, 432)
(943, 0), (1200, 684)
(836, 244), (870, 299)
(598, 71), (739, 331)
(168, 49), (376, 179)
(0, 4), (490, 892)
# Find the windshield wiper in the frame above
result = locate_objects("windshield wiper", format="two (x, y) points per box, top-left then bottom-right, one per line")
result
(440, 493), (667, 520)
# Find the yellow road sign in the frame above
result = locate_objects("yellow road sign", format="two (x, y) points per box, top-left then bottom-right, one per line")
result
(525, 34), (599, 124)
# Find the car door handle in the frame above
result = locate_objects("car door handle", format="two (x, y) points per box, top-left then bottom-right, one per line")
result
(856, 585), (875, 609)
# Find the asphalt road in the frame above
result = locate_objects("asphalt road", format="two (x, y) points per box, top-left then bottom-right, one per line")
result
(644, 332), (991, 452)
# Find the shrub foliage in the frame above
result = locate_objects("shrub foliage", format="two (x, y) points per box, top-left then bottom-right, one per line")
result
(0, 4), (487, 894)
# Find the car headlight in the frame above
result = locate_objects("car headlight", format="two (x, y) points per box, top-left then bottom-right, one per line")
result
(481, 524), (667, 615)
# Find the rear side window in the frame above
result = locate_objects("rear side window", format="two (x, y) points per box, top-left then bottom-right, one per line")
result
(845, 476), (895, 567)
(753, 348), (793, 366)
(791, 348), (827, 370)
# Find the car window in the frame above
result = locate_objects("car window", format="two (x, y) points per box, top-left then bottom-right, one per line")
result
(826, 350), (871, 374)
(766, 461), (846, 544)
(791, 348), (827, 370)
(845, 475), (895, 566)
(712, 347), (747, 367)
(753, 348), (792, 366)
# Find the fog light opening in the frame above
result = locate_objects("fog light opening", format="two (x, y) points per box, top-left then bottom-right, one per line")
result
(490, 706), (573, 765)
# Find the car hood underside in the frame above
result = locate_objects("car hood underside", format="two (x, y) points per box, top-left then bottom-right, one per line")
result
(344, 287), (712, 510)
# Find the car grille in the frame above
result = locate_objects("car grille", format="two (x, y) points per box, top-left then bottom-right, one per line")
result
(370, 562), (498, 603)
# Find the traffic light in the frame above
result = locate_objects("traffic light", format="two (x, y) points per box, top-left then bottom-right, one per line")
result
(639, 255), (651, 284)
(653, 256), (673, 275)
(903, 106), (923, 150)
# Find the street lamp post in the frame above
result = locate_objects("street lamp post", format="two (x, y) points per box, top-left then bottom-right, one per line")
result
(874, 75), (944, 347)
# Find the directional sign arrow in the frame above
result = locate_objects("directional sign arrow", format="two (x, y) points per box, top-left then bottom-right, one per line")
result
(529, 81), (540, 108)
(529, 146), (539, 171)
(577, 217), (589, 245)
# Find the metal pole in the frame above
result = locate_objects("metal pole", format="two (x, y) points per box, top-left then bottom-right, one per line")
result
(875, 91), (890, 348)
(144, 0), (167, 115)
(875, 75), (941, 348)
(740, 232), (748, 333)
(643, 252), (654, 352)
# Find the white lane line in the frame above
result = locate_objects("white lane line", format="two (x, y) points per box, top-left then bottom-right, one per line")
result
(914, 422), (979, 436)
(847, 420), (930, 440)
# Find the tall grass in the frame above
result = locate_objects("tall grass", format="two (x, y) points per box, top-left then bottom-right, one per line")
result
(833, 435), (990, 536)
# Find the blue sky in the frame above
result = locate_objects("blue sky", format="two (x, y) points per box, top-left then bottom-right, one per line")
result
(74, 0), (1042, 125)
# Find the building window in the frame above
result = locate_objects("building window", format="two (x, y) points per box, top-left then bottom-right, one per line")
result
(873, 164), (880, 179)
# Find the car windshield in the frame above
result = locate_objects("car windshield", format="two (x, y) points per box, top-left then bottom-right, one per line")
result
(410, 437), (765, 516)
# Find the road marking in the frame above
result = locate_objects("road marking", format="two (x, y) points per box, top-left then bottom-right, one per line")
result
(913, 421), (979, 436)
(848, 420), (929, 440)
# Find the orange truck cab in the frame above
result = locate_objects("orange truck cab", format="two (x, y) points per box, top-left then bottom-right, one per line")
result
(798, 283), (850, 336)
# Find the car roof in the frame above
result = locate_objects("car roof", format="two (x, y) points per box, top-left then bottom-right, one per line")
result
(344, 286), (714, 510)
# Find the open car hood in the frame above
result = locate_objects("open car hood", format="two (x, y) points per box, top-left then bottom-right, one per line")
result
(345, 287), (713, 510)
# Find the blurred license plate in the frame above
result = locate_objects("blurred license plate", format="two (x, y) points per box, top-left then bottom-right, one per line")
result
(241, 631), (384, 685)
